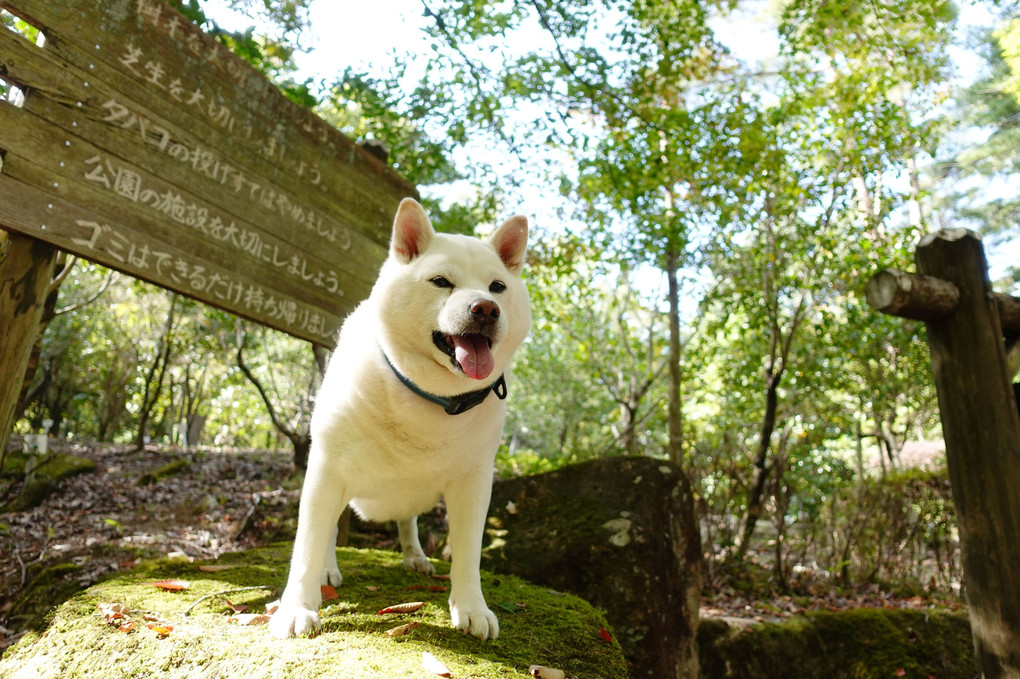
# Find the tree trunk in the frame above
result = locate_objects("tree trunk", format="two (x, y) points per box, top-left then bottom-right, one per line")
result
(663, 238), (702, 679)
(134, 294), (179, 450)
(735, 368), (783, 562)
(235, 322), (312, 469)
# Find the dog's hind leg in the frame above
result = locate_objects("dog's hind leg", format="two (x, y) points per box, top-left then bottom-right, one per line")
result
(397, 516), (437, 575)
(321, 524), (343, 587)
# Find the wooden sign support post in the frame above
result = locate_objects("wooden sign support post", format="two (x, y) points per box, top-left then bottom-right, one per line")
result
(0, 231), (57, 455)
(867, 229), (1020, 678)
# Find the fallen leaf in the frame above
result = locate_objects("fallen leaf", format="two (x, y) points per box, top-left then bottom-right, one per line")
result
(321, 584), (338, 601)
(149, 579), (190, 591)
(147, 623), (174, 638)
(405, 585), (426, 591)
(98, 602), (129, 624)
(198, 565), (234, 572)
(895, 670), (906, 677)
(228, 613), (271, 626)
(265, 599), (280, 615)
(431, 574), (451, 581)
(429, 586), (448, 592)
(222, 599), (248, 614)
(384, 621), (419, 637)
(378, 601), (425, 615)
(529, 666), (566, 679)
(598, 627), (613, 643)
(117, 621), (136, 634)
(365, 585), (381, 592)
(422, 651), (452, 677)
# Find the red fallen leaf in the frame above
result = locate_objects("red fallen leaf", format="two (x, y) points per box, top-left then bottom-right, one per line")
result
(598, 627), (613, 643)
(378, 601), (425, 615)
(422, 651), (452, 677)
(895, 670), (906, 677)
(405, 585), (427, 591)
(321, 585), (338, 601)
(117, 621), (136, 634)
(429, 586), (448, 592)
(149, 579), (190, 591)
(147, 623), (174, 638)
(431, 574), (451, 581)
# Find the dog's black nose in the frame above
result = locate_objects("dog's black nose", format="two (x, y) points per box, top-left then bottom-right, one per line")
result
(470, 299), (500, 322)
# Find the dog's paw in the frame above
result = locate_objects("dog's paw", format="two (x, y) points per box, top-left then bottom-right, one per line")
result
(402, 553), (436, 576)
(269, 603), (321, 639)
(320, 567), (343, 588)
(449, 599), (499, 640)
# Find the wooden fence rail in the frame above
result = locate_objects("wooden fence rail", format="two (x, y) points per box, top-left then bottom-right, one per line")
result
(867, 229), (1020, 679)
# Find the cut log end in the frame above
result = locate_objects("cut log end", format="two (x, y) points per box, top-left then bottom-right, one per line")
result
(865, 269), (960, 323)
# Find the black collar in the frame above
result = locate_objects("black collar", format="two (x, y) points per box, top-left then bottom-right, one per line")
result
(382, 351), (507, 415)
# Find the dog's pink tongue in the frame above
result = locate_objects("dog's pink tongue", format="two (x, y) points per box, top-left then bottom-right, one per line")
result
(452, 335), (494, 380)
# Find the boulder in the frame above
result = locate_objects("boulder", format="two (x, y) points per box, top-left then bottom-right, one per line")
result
(0, 544), (627, 678)
(484, 456), (700, 679)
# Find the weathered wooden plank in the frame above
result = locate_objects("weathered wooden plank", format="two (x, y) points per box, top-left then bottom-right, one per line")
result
(0, 20), (387, 286)
(0, 173), (344, 346)
(0, 0), (418, 345)
(915, 229), (1020, 678)
(2, 0), (413, 238)
(0, 101), (374, 314)
(0, 231), (58, 455)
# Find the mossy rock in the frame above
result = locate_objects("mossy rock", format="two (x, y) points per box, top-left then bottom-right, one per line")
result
(0, 544), (628, 678)
(1, 454), (96, 512)
(6, 563), (87, 633)
(697, 608), (978, 679)
(136, 458), (191, 486)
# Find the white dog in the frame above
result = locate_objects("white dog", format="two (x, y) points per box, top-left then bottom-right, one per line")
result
(269, 198), (530, 641)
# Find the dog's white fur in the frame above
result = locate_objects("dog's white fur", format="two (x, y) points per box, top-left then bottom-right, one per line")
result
(269, 198), (530, 641)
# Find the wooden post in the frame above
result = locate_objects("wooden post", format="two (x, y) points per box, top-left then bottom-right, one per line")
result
(0, 229), (58, 455)
(914, 229), (1020, 678)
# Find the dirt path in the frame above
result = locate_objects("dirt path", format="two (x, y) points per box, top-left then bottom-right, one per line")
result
(0, 442), (297, 649)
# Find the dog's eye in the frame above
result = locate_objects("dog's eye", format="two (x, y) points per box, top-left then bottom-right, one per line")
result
(430, 276), (454, 289)
(489, 280), (506, 294)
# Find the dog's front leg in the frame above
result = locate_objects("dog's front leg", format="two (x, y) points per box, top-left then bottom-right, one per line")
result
(269, 459), (348, 639)
(444, 470), (499, 640)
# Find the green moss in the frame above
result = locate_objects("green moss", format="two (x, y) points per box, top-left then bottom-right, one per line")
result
(698, 608), (978, 679)
(136, 458), (190, 486)
(0, 545), (628, 678)
(1, 454), (96, 512)
(6, 563), (87, 632)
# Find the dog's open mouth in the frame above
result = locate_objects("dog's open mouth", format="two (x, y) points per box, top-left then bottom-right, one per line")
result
(433, 331), (495, 381)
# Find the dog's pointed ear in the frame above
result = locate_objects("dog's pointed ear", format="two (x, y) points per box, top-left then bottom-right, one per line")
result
(391, 198), (434, 263)
(490, 215), (528, 275)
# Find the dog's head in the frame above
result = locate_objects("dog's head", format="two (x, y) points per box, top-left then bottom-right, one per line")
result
(373, 198), (531, 393)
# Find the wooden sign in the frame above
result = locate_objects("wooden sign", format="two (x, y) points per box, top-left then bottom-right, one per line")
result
(0, 0), (417, 345)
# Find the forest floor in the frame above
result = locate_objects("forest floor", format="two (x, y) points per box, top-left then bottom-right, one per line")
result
(0, 441), (965, 652)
